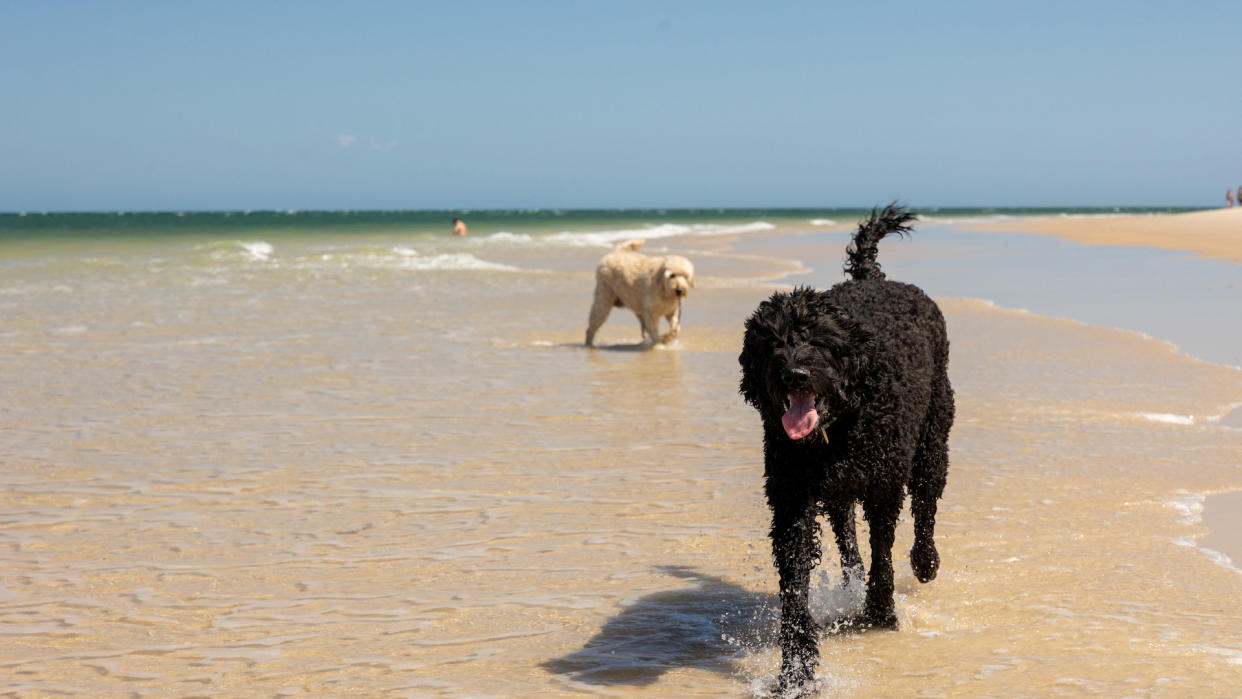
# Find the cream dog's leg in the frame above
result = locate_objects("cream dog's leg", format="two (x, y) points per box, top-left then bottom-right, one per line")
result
(585, 283), (616, 347)
(665, 301), (681, 341)
(639, 306), (662, 346)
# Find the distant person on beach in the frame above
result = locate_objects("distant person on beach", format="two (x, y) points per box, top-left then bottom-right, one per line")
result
(1229, 189), (1236, 208)
(453, 218), (468, 236)
(1237, 187), (1241, 208)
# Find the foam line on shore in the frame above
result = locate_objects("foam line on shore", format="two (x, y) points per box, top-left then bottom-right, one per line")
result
(1168, 491), (1242, 576)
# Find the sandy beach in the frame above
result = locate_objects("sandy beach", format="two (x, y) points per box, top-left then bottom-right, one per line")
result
(2, 210), (1241, 696)
(8, 0), (1242, 694)
(966, 206), (1242, 264)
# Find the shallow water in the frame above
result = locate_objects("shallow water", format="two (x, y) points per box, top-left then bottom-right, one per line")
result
(2, 222), (1241, 696)
(739, 224), (1242, 369)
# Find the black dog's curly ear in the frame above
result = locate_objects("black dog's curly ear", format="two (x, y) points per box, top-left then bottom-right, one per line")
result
(738, 304), (776, 410)
(738, 319), (764, 410)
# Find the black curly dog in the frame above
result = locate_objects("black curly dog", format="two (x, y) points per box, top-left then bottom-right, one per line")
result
(738, 205), (953, 692)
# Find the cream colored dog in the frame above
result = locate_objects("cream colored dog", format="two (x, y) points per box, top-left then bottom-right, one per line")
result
(585, 238), (695, 347)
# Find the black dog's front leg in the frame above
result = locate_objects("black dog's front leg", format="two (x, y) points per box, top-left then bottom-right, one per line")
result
(768, 492), (821, 690)
(861, 492), (902, 628)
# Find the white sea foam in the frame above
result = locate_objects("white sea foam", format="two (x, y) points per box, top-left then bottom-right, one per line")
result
(546, 221), (775, 248)
(1136, 412), (1196, 426)
(1056, 211), (1127, 219)
(486, 232), (534, 244)
(1165, 491), (1242, 574)
(1194, 645), (1242, 666)
(239, 241), (274, 261)
(315, 248), (518, 272)
(919, 215), (997, 225)
(1196, 546), (1237, 570)
(808, 219), (837, 226)
(1203, 402), (1242, 428)
(401, 253), (517, 271)
(1167, 491), (1203, 526)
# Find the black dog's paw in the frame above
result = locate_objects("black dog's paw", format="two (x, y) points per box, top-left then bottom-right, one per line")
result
(910, 539), (940, 583)
(770, 666), (817, 698)
(859, 607), (899, 631)
(823, 607), (898, 635)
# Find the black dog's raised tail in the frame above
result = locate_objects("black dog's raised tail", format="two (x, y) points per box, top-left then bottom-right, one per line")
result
(843, 204), (917, 281)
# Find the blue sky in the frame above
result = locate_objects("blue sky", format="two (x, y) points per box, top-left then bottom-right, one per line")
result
(3, 1), (1240, 211)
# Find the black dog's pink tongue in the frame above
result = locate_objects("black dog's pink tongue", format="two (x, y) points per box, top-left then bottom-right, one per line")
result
(782, 393), (819, 440)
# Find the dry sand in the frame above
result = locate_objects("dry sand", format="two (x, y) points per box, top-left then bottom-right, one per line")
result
(965, 206), (1242, 263)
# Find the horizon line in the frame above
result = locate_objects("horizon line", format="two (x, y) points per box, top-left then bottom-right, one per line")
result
(0, 204), (1213, 217)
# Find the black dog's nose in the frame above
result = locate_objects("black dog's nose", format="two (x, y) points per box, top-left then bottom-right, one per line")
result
(781, 367), (810, 385)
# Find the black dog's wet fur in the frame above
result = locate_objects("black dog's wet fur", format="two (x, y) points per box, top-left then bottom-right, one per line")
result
(738, 205), (954, 692)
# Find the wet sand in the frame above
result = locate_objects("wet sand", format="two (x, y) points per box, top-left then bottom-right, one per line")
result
(959, 208), (1242, 570)
(2, 223), (1241, 696)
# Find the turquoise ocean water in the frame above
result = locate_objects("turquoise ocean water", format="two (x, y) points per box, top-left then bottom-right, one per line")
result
(5, 205), (1226, 367)
(0, 206), (1203, 240)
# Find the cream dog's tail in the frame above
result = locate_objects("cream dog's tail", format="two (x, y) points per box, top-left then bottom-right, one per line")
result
(615, 238), (645, 252)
